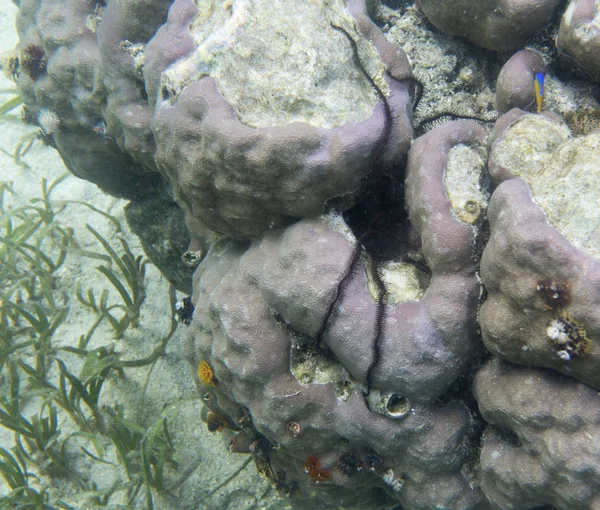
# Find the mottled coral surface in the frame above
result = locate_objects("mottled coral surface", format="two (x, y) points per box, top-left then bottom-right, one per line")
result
(10, 0), (600, 508)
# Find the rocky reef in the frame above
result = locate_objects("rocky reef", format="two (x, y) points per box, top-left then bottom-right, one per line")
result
(7, 0), (600, 508)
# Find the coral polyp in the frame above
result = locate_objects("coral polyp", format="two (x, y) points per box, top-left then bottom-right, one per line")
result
(197, 360), (217, 387)
(546, 314), (591, 361)
(304, 456), (330, 484)
(20, 44), (46, 80)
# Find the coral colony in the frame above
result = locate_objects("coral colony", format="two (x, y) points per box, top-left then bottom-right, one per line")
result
(9, 0), (600, 508)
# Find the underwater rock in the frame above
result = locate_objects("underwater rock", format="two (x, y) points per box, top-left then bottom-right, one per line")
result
(124, 194), (206, 295)
(480, 110), (600, 388)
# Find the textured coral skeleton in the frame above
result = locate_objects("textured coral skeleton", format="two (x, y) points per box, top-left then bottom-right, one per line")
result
(8, 0), (600, 508)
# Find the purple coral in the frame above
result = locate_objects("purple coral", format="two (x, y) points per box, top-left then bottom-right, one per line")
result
(148, 0), (414, 239)
(495, 49), (546, 113)
(417, 0), (561, 51)
(480, 109), (600, 388)
(475, 359), (600, 509)
(181, 120), (490, 508)
(10, 0), (600, 508)
(557, 0), (600, 78)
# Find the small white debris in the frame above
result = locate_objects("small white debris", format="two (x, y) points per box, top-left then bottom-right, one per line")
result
(37, 108), (60, 135)
(382, 468), (404, 492)
(546, 319), (568, 343)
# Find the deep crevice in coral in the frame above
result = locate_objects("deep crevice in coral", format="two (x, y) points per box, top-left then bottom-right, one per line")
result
(343, 164), (410, 261)
(364, 256), (386, 394)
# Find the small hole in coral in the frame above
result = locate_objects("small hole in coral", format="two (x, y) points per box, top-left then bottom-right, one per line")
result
(161, 86), (172, 101)
(464, 200), (480, 215)
(386, 393), (410, 417)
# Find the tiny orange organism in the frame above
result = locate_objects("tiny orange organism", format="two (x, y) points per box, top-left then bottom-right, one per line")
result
(197, 360), (217, 387)
(313, 469), (330, 483)
(304, 455), (331, 484)
(304, 455), (319, 475)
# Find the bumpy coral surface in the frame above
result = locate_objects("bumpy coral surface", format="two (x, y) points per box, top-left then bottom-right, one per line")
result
(480, 110), (600, 388)
(182, 216), (484, 509)
(16, 0), (165, 197)
(14, 0), (198, 292)
(416, 0), (561, 51)
(9, 0), (600, 508)
(182, 120), (489, 509)
(558, 0), (600, 79)
(475, 359), (600, 509)
(148, 0), (414, 239)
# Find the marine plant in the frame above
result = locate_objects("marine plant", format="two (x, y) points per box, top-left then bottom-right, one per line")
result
(0, 174), (216, 509)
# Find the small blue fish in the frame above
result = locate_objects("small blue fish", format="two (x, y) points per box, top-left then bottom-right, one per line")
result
(534, 72), (545, 113)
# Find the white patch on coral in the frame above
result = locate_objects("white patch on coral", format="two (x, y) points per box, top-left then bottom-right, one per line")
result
(445, 143), (489, 225)
(382, 468), (404, 492)
(547, 319), (569, 343)
(37, 108), (60, 135)
(167, 0), (384, 128)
